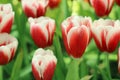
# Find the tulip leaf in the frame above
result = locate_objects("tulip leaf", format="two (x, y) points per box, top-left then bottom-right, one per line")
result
(18, 64), (31, 78)
(80, 75), (93, 80)
(10, 52), (23, 80)
(0, 66), (3, 80)
(65, 59), (82, 80)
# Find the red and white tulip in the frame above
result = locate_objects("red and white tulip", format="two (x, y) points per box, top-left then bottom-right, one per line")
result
(29, 17), (56, 48)
(91, 19), (120, 53)
(0, 4), (14, 33)
(61, 15), (92, 58)
(32, 48), (57, 80)
(90, 0), (114, 17)
(0, 33), (18, 65)
(21, 0), (49, 18)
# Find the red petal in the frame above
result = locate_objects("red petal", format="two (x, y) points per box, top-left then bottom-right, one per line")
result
(0, 50), (9, 65)
(1, 17), (13, 33)
(43, 62), (56, 80)
(116, 0), (120, 6)
(32, 64), (42, 80)
(68, 26), (89, 58)
(30, 25), (48, 48)
(37, 5), (46, 17)
(92, 0), (107, 17)
(24, 5), (36, 17)
(107, 32), (119, 52)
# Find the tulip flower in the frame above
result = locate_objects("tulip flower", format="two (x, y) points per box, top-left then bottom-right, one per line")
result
(29, 17), (56, 48)
(32, 48), (57, 80)
(61, 15), (92, 58)
(0, 4), (14, 33)
(0, 33), (18, 65)
(21, 0), (49, 18)
(48, 0), (61, 8)
(91, 19), (120, 53)
(116, 0), (120, 6)
(90, 0), (114, 17)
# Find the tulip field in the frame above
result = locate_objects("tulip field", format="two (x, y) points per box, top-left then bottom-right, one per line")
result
(1, 0), (120, 80)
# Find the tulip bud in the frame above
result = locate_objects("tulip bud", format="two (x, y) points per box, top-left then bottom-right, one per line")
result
(29, 17), (56, 48)
(0, 4), (14, 33)
(91, 19), (120, 52)
(61, 15), (92, 58)
(32, 48), (57, 80)
(116, 0), (120, 6)
(48, 0), (61, 8)
(0, 33), (18, 65)
(21, 0), (49, 18)
(90, 0), (114, 17)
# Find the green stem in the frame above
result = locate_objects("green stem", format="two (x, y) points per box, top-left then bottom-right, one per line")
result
(66, 59), (81, 80)
(12, 2), (29, 65)
(105, 53), (112, 80)
(93, 51), (101, 80)
(53, 34), (67, 77)
(0, 66), (3, 80)
(79, 57), (88, 78)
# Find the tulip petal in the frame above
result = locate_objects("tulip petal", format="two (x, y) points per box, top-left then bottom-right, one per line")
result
(67, 25), (89, 58)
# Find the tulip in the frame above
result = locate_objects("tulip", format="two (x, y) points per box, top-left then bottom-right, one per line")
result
(29, 17), (56, 48)
(32, 48), (57, 80)
(0, 33), (18, 65)
(90, 0), (114, 17)
(116, 0), (120, 6)
(91, 19), (120, 53)
(61, 15), (92, 58)
(48, 0), (61, 8)
(0, 4), (14, 33)
(21, 0), (49, 18)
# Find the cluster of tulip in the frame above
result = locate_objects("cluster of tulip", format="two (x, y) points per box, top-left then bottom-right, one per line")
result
(1, 0), (120, 80)
(0, 4), (18, 65)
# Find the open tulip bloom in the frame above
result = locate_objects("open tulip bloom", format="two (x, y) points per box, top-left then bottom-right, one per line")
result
(0, 33), (18, 65)
(61, 15), (92, 58)
(32, 48), (57, 80)
(90, 0), (114, 17)
(29, 16), (56, 48)
(21, 0), (48, 18)
(0, 4), (14, 33)
(91, 19), (120, 53)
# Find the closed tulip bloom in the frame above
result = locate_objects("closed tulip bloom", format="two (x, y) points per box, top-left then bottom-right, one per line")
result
(21, 0), (48, 18)
(116, 0), (120, 6)
(48, 0), (61, 8)
(29, 17), (56, 48)
(61, 15), (92, 58)
(0, 4), (14, 33)
(0, 33), (18, 65)
(90, 0), (114, 17)
(91, 19), (120, 53)
(32, 48), (57, 80)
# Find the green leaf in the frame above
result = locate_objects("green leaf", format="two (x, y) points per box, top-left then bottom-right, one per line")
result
(10, 51), (23, 80)
(0, 66), (3, 80)
(80, 75), (93, 80)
